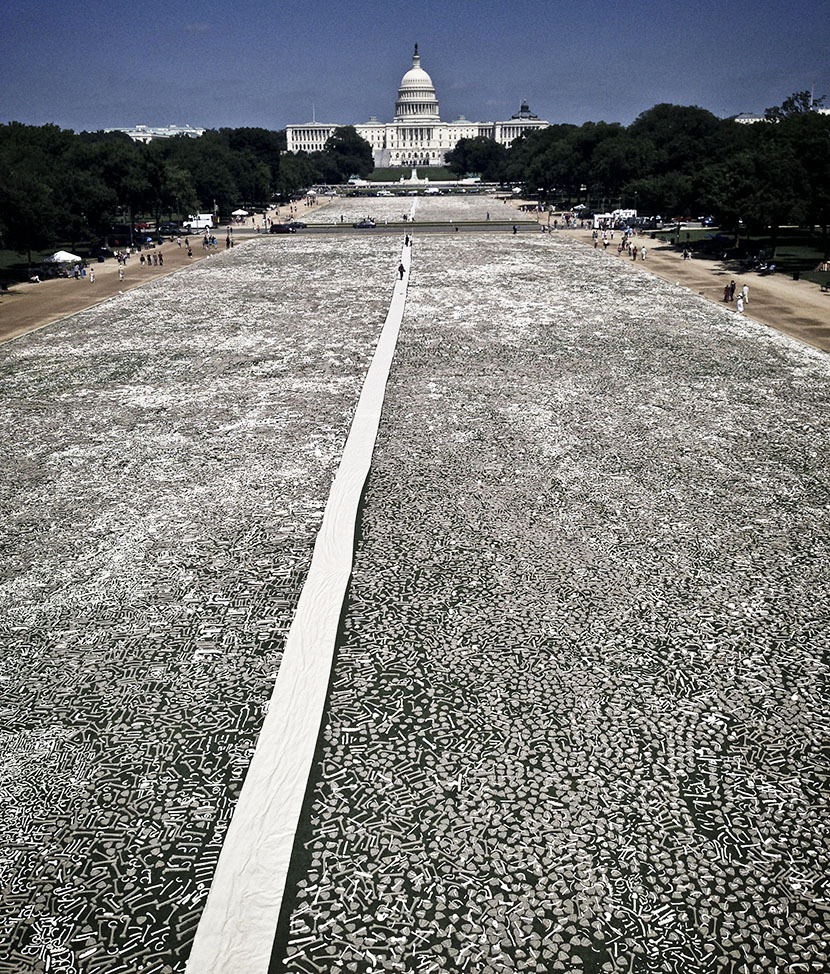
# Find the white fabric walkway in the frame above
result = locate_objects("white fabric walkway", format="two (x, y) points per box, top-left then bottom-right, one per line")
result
(186, 241), (412, 973)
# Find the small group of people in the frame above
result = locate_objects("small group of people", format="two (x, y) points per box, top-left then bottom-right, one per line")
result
(70, 265), (95, 282)
(618, 236), (646, 260)
(139, 251), (164, 268)
(594, 226), (647, 261)
(723, 279), (749, 312)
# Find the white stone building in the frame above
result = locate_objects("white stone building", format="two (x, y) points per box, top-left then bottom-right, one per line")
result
(286, 46), (548, 168)
(104, 124), (205, 143)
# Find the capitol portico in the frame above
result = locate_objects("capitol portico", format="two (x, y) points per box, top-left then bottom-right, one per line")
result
(285, 45), (548, 168)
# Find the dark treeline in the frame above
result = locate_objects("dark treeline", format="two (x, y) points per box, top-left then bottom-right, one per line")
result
(1, 92), (828, 260)
(447, 93), (830, 259)
(0, 122), (373, 259)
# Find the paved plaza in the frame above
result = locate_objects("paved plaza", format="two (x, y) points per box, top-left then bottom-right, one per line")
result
(1, 228), (828, 974)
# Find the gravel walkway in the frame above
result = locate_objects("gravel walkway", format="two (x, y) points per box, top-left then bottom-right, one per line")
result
(277, 234), (830, 974)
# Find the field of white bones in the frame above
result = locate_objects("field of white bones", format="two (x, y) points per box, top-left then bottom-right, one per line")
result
(1, 225), (828, 974)
(304, 193), (532, 224)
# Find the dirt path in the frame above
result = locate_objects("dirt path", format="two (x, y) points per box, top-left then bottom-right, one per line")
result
(561, 226), (830, 353)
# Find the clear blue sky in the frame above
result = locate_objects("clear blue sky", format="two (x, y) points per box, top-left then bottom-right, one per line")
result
(2, 0), (828, 131)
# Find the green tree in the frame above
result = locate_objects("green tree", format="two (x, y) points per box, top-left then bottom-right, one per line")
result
(0, 168), (58, 265)
(786, 112), (830, 258)
(92, 138), (149, 243)
(141, 142), (198, 224)
(626, 105), (732, 181)
(321, 126), (373, 181)
(501, 124), (578, 199)
(0, 122), (72, 262)
(445, 136), (507, 180)
(765, 89), (826, 121)
(703, 139), (807, 255)
(225, 127), (283, 192)
(277, 152), (314, 197)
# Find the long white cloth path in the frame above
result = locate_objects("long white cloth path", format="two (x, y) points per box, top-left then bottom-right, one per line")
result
(186, 240), (412, 973)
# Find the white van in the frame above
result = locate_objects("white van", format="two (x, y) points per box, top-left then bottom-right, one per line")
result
(183, 213), (214, 232)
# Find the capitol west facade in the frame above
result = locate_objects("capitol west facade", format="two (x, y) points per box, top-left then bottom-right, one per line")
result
(286, 46), (548, 168)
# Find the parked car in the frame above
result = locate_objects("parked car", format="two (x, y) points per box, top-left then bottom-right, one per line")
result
(158, 222), (181, 235)
(287, 221), (307, 229)
(352, 219), (376, 228)
(269, 224), (295, 234)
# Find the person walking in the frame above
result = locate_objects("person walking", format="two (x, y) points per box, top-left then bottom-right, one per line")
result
(398, 262), (405, 280)
(729, 280), (736, 300)
(89, 268), (95, 283)
(741, 284), (749, 304)
(736, 294), (744, 314)
(641, 245), (647, 260)
(118, 266), (124, 281)
(723, 284), (731, 302)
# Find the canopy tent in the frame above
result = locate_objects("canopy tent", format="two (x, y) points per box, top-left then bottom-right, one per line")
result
(44, 250), (82, 263)
(231, 208), (249, 216)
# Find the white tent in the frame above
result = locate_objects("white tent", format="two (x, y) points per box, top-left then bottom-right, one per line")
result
(44, 250), (82, 263)
(231, 208), (249, 216)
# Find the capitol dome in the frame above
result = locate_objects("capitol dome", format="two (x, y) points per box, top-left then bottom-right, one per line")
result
(395, 45), (440, 121)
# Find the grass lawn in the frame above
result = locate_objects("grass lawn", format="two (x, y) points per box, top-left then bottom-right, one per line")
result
(655, 226), (830, 285)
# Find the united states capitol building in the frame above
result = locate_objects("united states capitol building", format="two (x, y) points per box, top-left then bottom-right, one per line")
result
(286, 46), (548, 168)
